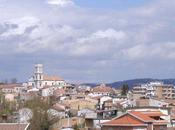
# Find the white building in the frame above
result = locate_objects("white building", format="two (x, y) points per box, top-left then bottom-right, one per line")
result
(28, 64), (66, 89)
(132, 81), (175, 99)
(41, 86), (57, 97)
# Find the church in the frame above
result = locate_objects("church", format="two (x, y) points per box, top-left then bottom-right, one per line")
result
(28, 64), (66, 89)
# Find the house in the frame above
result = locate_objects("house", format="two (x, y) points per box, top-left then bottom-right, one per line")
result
(127, 107), (172, 127)
(90, 84), (114, 97)
(53, 88), (66, 97)
(47, 103), (69, 120)
(62, 99), (97, 110)
(113, 96), (133, 109)
(101, 110), (168, 130)
(1, 84), (26, 94)
(18, 108), (32, 123)
(40, 86), (57, 97)
(78, 108), (97, 128)
(96, 96), (112, 110)
(0, 123), (30, 130)
(20, 91), (38, 101)
(5, 94), (15, 102)
(134, 98), (169, 107)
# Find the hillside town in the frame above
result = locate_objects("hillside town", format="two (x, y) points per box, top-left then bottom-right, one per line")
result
(0, 64), (175, 130)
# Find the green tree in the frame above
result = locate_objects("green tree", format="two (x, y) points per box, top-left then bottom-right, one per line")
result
(73, 124), (79, 130)
(121, 84), (129, 96)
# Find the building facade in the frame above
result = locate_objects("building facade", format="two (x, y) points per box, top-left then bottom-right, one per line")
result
(28, 64), (66, 89)
(132, 82), (175, 99)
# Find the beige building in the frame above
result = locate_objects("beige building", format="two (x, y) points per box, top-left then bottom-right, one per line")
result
(132, 82), (175, 99)
(62, 99), (97, 110)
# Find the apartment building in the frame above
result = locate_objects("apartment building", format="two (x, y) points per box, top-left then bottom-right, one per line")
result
(132, 82), (175, 99)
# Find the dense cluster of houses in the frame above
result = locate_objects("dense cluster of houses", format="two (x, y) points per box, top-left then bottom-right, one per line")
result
(0, 64), (175, 130)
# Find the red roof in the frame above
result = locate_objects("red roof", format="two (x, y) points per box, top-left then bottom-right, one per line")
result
(53, 88), (65, 95)
(102, 110), (168, 127)
(102, 114), (146, 126)
(52, 103), (66, 111)
(141, 111), (167, 117)
(43, 75), (64, 81)
(93, 84), (114, 93)
(129, 111), (155, 122)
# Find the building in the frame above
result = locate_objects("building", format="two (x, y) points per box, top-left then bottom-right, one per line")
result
(134, 98), (169, 107)
(0, 123), (30, 130)
(28, 64), (66, 89)
(90, 84), (114, 96)
(40, 86), (57, 97)
(101, 110), (168, 130)
(1, 84), (26, 94)
(132, 81), (175, 99)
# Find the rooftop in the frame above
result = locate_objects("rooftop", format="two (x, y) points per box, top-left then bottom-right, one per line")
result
(43, 75), (64, 81)
(0, 123), (29, 130)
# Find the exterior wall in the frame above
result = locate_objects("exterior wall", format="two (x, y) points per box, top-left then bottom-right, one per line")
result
(162, 86), (175, 99)
(2, 88), (15, 93)
(101, 126), (147, 130)
(133, 93), (144, 100)
(5, 94), (15, 101)
(149, 99), (169, 107)
(43, 80), (65, 87)
(14, 86), (26, 93)
(153, 125), (167, 130)
(147, 123), (153, 130)
(85, 119), (93, 128)
(155, 86), (163, 99)
(34, 64), (44, 89)
(41, 87), (57, 97)
(62, 100), (96, 110)
(132, 82), (175, 99)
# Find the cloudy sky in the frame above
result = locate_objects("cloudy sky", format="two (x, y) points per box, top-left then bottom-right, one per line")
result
(0, 0), (175, 83)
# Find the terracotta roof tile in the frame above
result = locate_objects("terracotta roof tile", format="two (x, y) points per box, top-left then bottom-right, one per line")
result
(53, 88), (65, 95)
(43, 75), (64, 81)
(102, 114), (146, 126)
(0, 123), (29, 130)
(129, 111), (155, 122)
(93, 84), (114, 93)
(102, 110), (168, 127)
(141, 111), (167, 116)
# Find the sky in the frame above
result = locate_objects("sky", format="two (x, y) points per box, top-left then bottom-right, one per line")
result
(0, 0), (175, 83)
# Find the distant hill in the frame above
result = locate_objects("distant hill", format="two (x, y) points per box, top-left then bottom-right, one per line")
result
(81, 78), (175, 89)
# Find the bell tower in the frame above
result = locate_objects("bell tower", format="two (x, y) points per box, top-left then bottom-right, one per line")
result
(34, 64), (43, 89)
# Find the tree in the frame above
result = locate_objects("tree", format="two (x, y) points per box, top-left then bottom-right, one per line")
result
(73, 124), (79, 130)
(121, 84), (129, 96)
(25, 97), (50, 130)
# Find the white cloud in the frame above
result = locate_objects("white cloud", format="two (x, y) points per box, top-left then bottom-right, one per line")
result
(1, 16), (40, 37)
(93, 29), (126, 40)
(1, 0), (175, 82)
(47, 0), (74, 7)
(69, 29), (126, 56)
